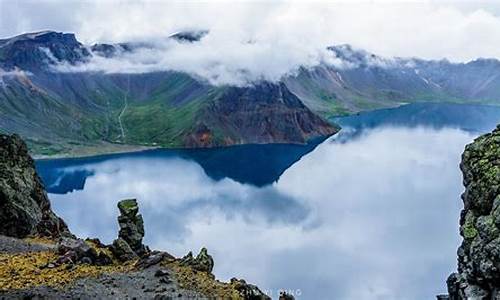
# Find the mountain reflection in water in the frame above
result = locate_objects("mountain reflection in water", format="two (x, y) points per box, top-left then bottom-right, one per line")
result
(36, 137), (327, 194)
(35, 103), (500, 300)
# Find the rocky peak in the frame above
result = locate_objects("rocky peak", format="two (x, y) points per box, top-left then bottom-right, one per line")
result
(0, 134), (70, 238)
(445, 124), (500, 299)
(184, 82), (338, 147)
(180, 247), (214, 273)
(169, 29), (209, 43)
(0, 31), (90, 71)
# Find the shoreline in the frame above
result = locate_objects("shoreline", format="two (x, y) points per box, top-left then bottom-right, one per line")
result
(30, 102), (499, 161)
(33, 144), (159, 161)
(32, 134), (336, 161)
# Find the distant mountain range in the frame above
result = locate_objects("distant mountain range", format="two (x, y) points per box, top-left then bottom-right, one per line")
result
(1, 30), (499, 156)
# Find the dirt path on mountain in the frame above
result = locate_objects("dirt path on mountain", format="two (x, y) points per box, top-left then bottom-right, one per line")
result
(118, 76), (130, 141)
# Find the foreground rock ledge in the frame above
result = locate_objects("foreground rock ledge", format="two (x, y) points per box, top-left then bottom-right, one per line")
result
(0, 134), (70, 238)
(0, 133), (272, 299)
(443, 125), (500, 299)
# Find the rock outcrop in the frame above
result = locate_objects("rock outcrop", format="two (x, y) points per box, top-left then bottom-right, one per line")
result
(446, 125), (500, 299)
(0, 134), (70, 238)
(229, 278), (271, 300)
(111, 199), (148, 261)
(180, 248), (215, 273)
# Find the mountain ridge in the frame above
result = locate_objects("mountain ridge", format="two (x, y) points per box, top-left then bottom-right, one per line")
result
(1, 30), (500, 156)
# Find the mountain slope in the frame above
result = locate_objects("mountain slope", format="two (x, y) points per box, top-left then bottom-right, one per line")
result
(284, 45), (500, 117)
(2, 31), (500, 156)
(0, 31), (338, 155)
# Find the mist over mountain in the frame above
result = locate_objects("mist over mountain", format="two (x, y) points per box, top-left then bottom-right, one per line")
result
(1, 30), (500, 156)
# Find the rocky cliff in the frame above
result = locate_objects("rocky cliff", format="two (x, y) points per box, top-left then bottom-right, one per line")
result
(184, 82), (338, 147)
(0, 134), (69, 238)
(446, 125), (500, 299)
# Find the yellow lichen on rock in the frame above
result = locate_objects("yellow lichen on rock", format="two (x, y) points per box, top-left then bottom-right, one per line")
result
(0, 251), (135, 291)
(23, 236), (57, 247)
(85, 239), (118, 264)
(163, 260), (242, 299)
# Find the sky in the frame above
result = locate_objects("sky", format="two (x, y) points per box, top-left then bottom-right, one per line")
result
(2, 0), (500, 84)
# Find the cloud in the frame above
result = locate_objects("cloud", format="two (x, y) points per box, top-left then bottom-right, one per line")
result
(52, 34), (346, 85)
(0, 68), (32, 85)
(3, 1), (500, 84)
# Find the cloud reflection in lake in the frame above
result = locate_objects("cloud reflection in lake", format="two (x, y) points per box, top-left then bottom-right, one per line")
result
(46, 125), (475, 300)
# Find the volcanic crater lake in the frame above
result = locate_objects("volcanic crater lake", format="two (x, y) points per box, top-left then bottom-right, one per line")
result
(36, 103), (500, 300)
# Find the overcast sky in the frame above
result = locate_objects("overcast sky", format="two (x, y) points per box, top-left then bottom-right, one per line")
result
(2, 0), (500, 60)
(2, 0), (500, 84)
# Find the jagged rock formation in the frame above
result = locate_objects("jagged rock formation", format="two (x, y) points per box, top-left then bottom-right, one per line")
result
(0, 31), (90, 71)
(446, 125), (500, 299)
(111, 199), (148, 261)
(0, 134), (69, 238)
(180, 248), (214, 273)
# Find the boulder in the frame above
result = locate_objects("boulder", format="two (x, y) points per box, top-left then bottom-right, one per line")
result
(58, 237), (93, 257)
(446, 125), (500, 299)
(135, 251), (174, 269)
(57, 237), (112, 266)
(111, 237), (139, 262)
(0, 134), (70, 238)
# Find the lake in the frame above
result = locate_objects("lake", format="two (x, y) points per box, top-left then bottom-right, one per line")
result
(36, 103), (500, 300)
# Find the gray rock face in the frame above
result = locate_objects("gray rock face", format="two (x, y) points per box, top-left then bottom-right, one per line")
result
(0, 134), (70, 238)
(447, 125), (500, 299)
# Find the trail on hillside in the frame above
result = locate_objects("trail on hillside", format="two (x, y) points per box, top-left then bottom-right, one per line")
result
(118, 75), (130, 141)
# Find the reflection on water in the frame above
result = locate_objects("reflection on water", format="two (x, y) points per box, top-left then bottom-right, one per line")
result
(36, 137), (326, 194)
(332, 102), (500, 133)
(35, 103), (500, 300)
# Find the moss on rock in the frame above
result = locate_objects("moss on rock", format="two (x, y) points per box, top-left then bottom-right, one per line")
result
(447, 125), (500, 299)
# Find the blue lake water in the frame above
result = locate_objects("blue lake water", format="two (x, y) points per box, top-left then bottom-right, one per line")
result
(36, 103), (500, 300)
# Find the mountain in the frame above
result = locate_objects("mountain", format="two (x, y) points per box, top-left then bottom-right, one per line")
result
(1, 31), (500, 156)
(0, 31), (338, 156)
(285, 45), (500, 117)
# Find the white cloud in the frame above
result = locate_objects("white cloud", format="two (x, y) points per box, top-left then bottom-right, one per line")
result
(2, 1), (500, 84)
(53, 36), (346, 85)
(0, 67), (32, 86)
